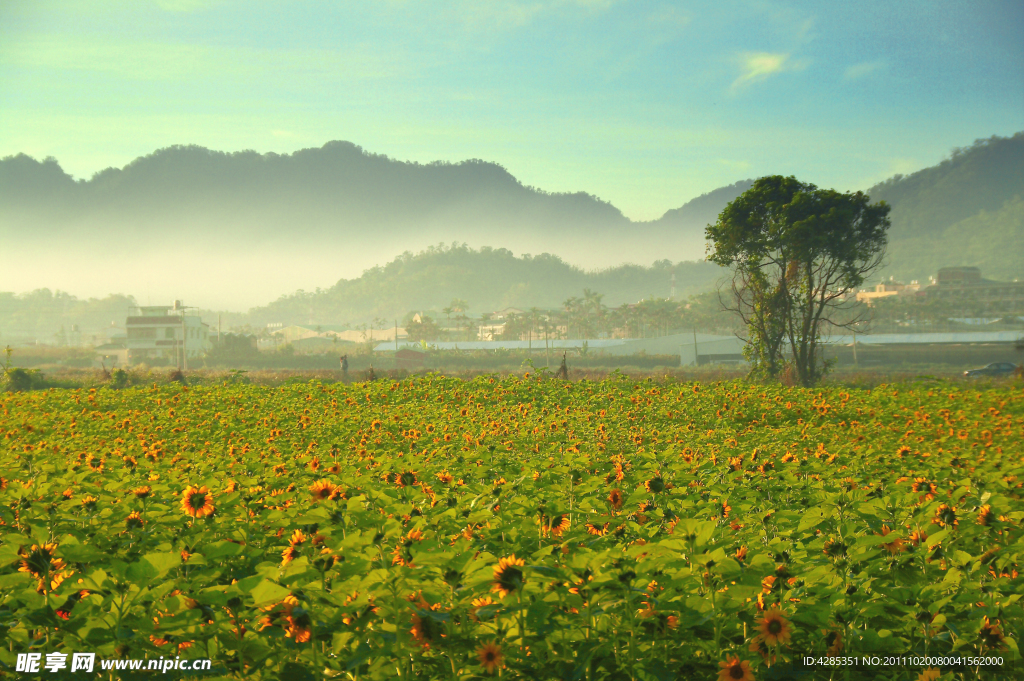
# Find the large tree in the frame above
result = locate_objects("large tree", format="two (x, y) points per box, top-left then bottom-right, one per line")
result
(707, 176), (891, 386)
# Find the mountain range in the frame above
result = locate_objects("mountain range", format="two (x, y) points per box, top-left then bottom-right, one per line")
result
(1, 131), (1021, 315)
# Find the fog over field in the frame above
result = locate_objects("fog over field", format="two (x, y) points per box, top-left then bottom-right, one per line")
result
(0, 143), (752, 309)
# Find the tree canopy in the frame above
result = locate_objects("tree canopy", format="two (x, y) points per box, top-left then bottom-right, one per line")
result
(707, 176), (891, 386)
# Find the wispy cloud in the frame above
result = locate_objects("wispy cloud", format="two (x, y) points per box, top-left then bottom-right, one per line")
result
(730, 52), (806, 91)
(844, 60), (885, 80)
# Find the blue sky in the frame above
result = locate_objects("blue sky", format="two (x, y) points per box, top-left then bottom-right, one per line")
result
(1, 0), (1021, 220)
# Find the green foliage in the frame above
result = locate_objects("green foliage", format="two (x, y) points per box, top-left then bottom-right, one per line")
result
(0, 290), (137, 340)
(204, 333), (261, 367)
(708, 176), (891, 386)
(2, 367), (43, 392)
(248, 244), (721, 327)
(405, 315), (440, 342)
(869, 132), (1024, 282)
(0, 378), (1020, 679)
(109, 368), (130, 389)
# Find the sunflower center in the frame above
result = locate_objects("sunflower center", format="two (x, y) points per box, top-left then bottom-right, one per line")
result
(499, 567), (523, 589)
(768, 620), (782, 634)
(729, 664), (745, 679)
(188, 492), (206, 509)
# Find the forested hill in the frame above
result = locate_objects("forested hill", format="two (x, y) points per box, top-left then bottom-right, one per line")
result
(246, 244), (722, 327)
(1, 133), (1021, 311)
(0, 142), (630, 235)
(868, 132), (1024, 283)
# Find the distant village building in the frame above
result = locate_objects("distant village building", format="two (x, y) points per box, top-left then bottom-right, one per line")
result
(922, 267), (1024, 312)
(124, 303), (211, 366)
(855, 278), (921, 305)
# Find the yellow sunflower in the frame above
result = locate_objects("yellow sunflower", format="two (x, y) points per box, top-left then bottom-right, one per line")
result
(758, 608), (792, 646)
(644, 476), (665, 494)
(717, 656), (754, 681)
(180, 485), (214, 517)
(979, 616), (1005, 649)
(476, 641), (503, 674)
(19, 543), (71, 593)
(492, 555), (526, 598)
(125, 511), (145, 530)
(309, 480), (336, 501)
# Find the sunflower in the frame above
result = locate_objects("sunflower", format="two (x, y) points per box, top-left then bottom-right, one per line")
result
(470, 596), (496, 621)
(18, 543), (70, 592)
(61, 488), (73, 500)
(132, 485), (151, 499)
(877, 525), (906, 554)
(717, 656), (754, 681)
(977, 504), (994, 526)
(823, 539), (847, 558)
(180, 485), (214, 517)
(492, 555), (526, 598)
(912, 477), (937, 499)
(397, 471), (419, 488)
(932, 504), (958, 528)
(309, 480), (336, 501)
(644, 476), (665, 494)
(81, 495), (98, 511)
(125, 511), (145, 530)
(916, 669), (940, 681)
(476, 642), (503, 674)
(735, 546), (748, 563)
(586, 522), (609, 536)
(544, 514), (570, 537)
(824, 628), (843, 654)
(758, 608), (792, 646)
(979, 616), (1005, 649)
(608, 488), (624, 510)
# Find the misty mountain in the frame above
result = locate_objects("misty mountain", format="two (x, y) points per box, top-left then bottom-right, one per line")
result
(868, 132), (1024, 283)
(0, 142), (734, 309)
(247, 243), (722, 327)
(2, 133), (1022, 310)
(0, 142), (632, 235)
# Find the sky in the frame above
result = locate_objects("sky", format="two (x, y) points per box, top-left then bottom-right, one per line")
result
(1, 0), (1021, 223)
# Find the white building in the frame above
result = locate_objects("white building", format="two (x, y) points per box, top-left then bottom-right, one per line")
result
(125, 303), (211, 367)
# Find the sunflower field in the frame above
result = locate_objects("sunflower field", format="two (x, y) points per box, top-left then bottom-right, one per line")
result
(0, 375), (1021, 680)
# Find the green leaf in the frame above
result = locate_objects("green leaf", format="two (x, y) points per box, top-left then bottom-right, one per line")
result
(926, 528), (949, 548)
(798, 506), (830, 532)
(250, 580), (291, 606)
(141, 552), (182, 576)
(203, 541), (244, 560)
(58, 544), (105, 563)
